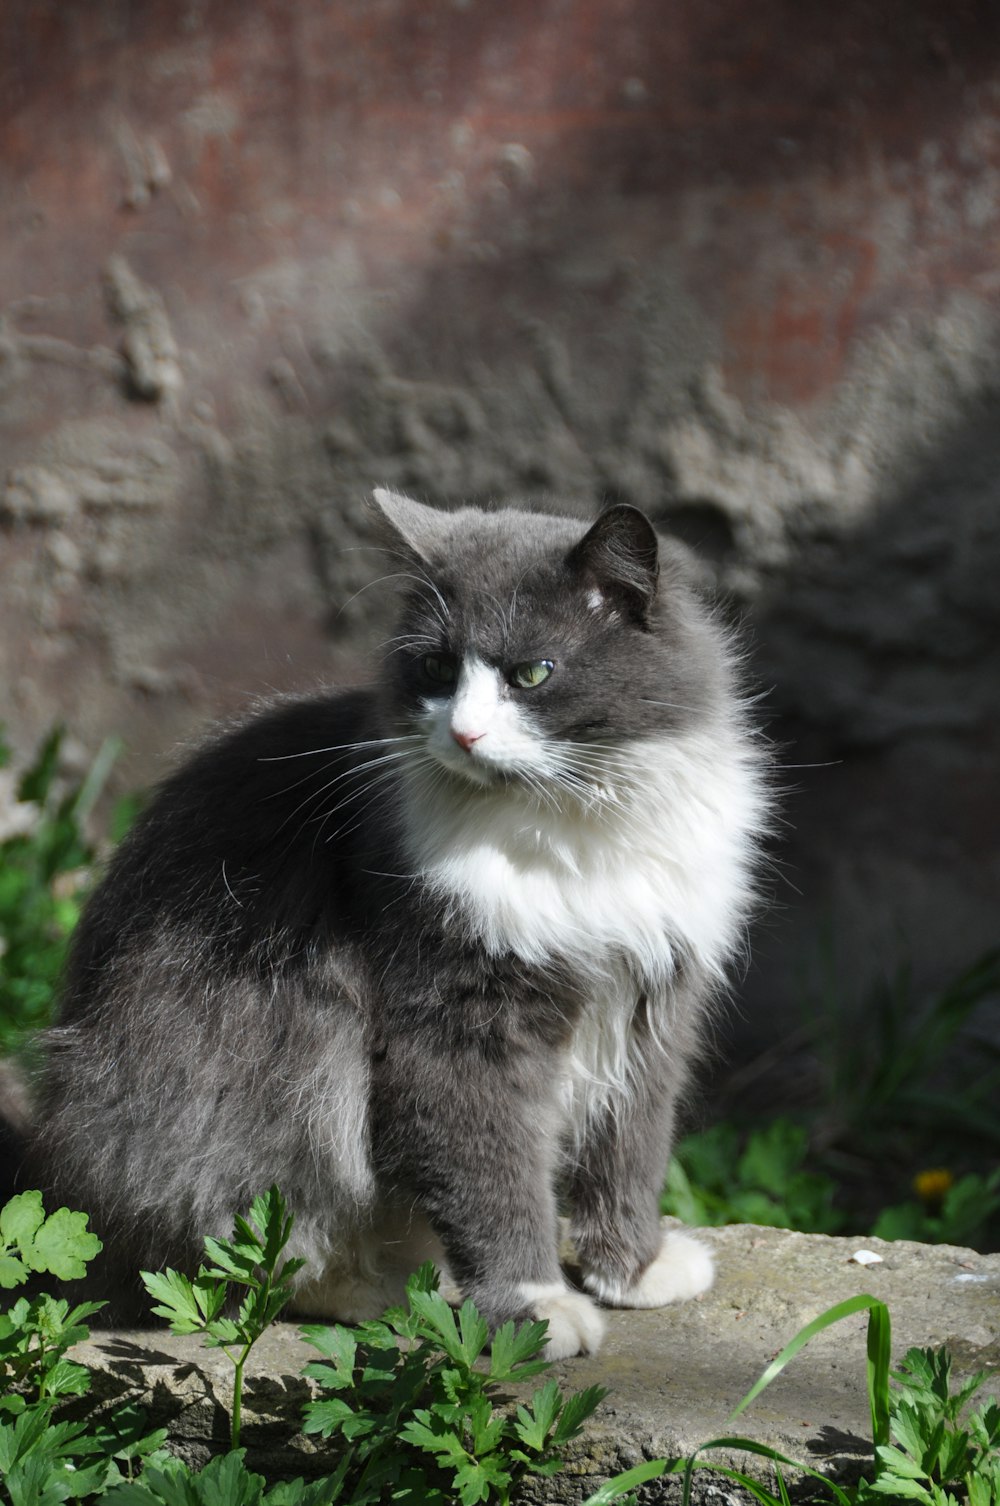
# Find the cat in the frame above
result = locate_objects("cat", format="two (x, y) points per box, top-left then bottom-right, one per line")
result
(30, 490), (770, 1358)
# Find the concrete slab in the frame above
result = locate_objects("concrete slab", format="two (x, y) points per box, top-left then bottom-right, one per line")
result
(70, 1221), (1000, 1501)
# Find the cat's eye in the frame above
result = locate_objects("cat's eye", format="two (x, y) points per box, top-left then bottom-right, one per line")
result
(509, 660), (554, 689)
(421, 654), (457, 686)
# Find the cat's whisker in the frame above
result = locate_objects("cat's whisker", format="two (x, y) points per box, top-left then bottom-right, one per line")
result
(260, 734), (422, 762)
(639, 699), (700, 712)
(312, 760), (413, 826)
(320, 753), (446, 845)
(313, 777), (404, 849)
(269, 746), (418, 806)
(304, 757), (419, 838)
(276, 749), (417, 833)
(380, 634), (440, 660)
(483, 592), (510, 644)
(331, 571), (425, 622)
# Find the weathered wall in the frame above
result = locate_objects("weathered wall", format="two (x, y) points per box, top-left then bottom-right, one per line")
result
(2, 0), (999, 1029)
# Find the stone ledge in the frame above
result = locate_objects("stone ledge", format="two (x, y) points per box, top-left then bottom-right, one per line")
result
(69, 1222), (1000, 1501)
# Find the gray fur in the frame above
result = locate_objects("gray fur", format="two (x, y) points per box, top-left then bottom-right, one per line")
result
(30, 494), (769, 1336)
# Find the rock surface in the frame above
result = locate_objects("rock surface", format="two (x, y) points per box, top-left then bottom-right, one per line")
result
(71, 1222), (1000, 1502)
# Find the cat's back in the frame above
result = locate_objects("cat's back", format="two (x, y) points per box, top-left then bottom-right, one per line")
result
(61, 685), (392, 1016)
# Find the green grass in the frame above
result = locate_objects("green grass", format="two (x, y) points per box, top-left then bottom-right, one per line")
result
(0, 726), (136, 1059)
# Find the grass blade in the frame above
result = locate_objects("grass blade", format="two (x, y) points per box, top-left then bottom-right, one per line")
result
(728, 1294), (887, 1422)
(678, 1440), (854, 1506)
(578, 1457), (669, 1505)
(866, 1299), (892, 1464)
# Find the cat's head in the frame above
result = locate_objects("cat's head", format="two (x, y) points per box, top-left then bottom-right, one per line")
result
(370, 489), (728, 794)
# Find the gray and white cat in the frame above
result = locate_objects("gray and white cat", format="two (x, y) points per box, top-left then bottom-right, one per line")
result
(31, 492), (769, 1358)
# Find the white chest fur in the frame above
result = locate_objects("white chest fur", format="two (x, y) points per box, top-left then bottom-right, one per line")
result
(402, 727), (764, 1132)
(403, 728), (765, 984)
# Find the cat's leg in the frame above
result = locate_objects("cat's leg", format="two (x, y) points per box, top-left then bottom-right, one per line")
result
(567, 993), (714, 1309)
(373, 1045), (605, 1359)
(290, 1201), (456, 1320)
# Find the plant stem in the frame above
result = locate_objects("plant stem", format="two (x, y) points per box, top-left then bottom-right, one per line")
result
(232, 1346), (249, 1450)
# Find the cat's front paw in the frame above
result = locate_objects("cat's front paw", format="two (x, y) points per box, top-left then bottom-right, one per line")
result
(518, 1282), (606, 1359)
(583, 1229), (714, 1309)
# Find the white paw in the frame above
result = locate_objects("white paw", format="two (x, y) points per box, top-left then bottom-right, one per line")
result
(583, 1230), (715, 1309)
(518, 1282), (606, 1359)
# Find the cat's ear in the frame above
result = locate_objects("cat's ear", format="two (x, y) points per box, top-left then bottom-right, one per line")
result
(566, 505), (660, 623)
(369, 488), (450, 563)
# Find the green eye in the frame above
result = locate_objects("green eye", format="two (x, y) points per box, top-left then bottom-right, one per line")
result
(509, 660), (554, 689)
(421, 654), (457, 686)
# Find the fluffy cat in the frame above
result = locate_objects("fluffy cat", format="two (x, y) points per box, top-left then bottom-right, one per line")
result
(30, 491), (769, 1358)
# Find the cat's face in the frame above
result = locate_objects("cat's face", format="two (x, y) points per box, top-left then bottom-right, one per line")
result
(372, 490), (721, 795)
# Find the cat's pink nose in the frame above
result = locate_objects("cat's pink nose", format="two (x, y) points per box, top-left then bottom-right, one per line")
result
(451, 729), (485, 752)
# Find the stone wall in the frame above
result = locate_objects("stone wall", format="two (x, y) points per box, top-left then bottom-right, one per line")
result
(2, 0), (999, 1030)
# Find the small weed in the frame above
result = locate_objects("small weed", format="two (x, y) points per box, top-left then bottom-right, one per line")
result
(662, 1118), (842, 1233)
(645, 1293), (1000, 1506)
(301, 1262), (605, 1505)
(0, 1190), (169, 1503)
(1, 1188), (628, 1506)
(141, 1186), (306, 1450)
(0, 725), (128, 1057)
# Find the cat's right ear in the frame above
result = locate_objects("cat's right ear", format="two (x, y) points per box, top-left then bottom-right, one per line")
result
(566, 504), (660, 625)
(369, 488), (450, 564)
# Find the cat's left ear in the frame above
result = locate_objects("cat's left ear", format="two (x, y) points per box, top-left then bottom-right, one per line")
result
(369, 488), (450, 564)
(566, 505), (660, 624)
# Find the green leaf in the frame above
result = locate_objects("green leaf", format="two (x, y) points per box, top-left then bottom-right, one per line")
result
(17, 728), (63, 805)
(0, 1191), (46, 1250)
(453, 1455), (510, 1506)
(578, 1458), (670, 1506)
(300, 1325), (357, 1370)
(202, 1239), (260, 1283)
(551, 1384), (607, 1444)
(29, 1208), (102, 1281)
(301, 1398), (355, 1438)
(191, 1276), (229, 1325)
(486, 1317), (550, 1382)
(466, 1396), (504, 1455)
(141, 1269), (205, 1332)
(0, 1251), (28, 1289)
(515, 1379), (562, 1452)
(877, 1441), (931, 1481)
(397, 1413), (468, 1466)
(93, 1402), (170, 1462)
(41, 1358), (92, 1398)
(729, 1294), (890, 1422)
(679, 1440), (854, 1506)
(866, 1297), (892, 1460)
(456, 1301), (489, 1365)
(406, 1288), (463, 1360)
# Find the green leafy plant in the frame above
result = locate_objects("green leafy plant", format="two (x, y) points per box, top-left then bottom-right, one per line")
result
(653, 1294), (1000, 1506)
(819, 951), (1000, 1150)
(301, 1262), (606, 1505)
(662, 1118), (842, 1234)
(140, 1186), (305, 1450)
(873, 1169), (1000, 1249)
(663, 948), (1000, 1253)
(0, 1189), (104, 1405)
(1, 1187), (635, 1506)
(0, 1190), (168, 1506)
(0, 725), (123, 1056)
(98, 1448), (352, 1506)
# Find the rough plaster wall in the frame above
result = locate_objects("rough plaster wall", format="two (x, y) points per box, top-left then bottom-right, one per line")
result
(2, 0), (999, 1030)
